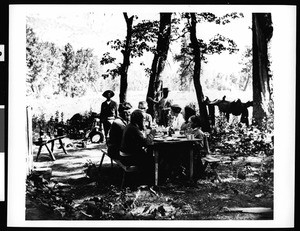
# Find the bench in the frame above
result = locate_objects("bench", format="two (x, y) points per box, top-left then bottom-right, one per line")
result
(99, 149), (139, 189)
(33, 135), (68, 161)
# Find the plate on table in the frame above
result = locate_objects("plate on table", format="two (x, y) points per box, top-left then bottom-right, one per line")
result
(165, 137), (180, 141)
(173, 134), (186, 139)
(153, 137), (165, 142)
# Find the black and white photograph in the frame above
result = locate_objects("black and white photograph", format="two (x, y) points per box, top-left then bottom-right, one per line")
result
(7, 4), (295, 228)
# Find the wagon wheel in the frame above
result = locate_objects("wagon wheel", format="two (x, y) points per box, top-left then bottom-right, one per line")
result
(90, 131), (104, 143)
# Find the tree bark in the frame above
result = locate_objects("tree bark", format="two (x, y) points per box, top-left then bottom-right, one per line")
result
(252, 13), (273, 126)
(189, 13), (210, 132)
(146, 13), (172, 118)
(119, 13), (134, 104)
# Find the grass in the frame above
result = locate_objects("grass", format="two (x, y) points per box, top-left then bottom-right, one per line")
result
(27, 89), (252, 121)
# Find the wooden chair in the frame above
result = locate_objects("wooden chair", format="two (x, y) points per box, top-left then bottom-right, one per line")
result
(118, 151), (139, 189)
(198, 136), (222, 182)
(202, 155), (221, 181)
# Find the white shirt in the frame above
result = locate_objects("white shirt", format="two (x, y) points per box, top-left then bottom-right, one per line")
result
(171, 113), (185, 130)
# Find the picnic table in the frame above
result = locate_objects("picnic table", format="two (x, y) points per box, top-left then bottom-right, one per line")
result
(33, 135), (68, 161)
(151, 134), (202, 186)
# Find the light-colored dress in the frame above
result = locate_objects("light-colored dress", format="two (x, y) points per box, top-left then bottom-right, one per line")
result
(171, 113), (185, 130)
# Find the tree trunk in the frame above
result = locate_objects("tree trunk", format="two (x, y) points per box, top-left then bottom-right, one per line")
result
(243, 75), (250, 91)
(119, 13), (134, 104)
(252, 13), (273, 126)
(146, 13), (172, 118)
(189, 13), (210, 132)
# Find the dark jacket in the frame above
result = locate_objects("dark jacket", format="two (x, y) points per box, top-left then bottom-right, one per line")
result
(107, 117), (127, 159)
(100, 100), (118, 122)
(120, 123), (148, 156)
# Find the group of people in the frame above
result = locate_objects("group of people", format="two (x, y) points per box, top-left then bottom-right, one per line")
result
(98, 89), (211, 186)
(99, 90), (155, 185)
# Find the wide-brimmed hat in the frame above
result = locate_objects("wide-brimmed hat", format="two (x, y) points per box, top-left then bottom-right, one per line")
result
(171, 104), (182, 113)
(118, 102), (132, 113)
(102, 90), (115, 98)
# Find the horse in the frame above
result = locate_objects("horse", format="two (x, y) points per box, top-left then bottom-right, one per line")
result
(205, 96), (253, 126)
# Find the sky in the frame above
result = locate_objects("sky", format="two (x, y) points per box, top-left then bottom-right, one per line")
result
(26, 7), (252, 78)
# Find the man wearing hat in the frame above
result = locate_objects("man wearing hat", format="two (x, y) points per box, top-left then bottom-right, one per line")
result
(100, 90), (118, 141)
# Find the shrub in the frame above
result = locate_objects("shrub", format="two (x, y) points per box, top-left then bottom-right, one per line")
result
(211, 114), (274, 157)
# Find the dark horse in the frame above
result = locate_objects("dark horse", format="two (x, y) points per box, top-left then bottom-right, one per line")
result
(205, 96), (253, 126)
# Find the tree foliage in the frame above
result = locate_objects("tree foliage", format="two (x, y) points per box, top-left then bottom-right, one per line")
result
(239, 47), (252, 91)
(26, 26), (63, 96)
(100, 17), (159, 80)
(174, 12), (242, 82)
(173, 12), (243, 131)
(26, 25), (101, 98)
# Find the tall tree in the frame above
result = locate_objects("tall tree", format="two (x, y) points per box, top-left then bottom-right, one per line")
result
(146, 13), (172, 117)
(26, 25), (43, 95)
(119, 13), (134, 103)
(73, 48), (100, 97)
(26, 26), (63, 97)
(59, 43), (75, 97)
(177, 12), (242, 131)
(189, 13), (210, 131)
(100, 15), (159, 102)
(252, 13), (273, 126)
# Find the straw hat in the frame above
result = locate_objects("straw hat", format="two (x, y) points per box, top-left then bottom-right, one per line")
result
(102, 90), (115, 98)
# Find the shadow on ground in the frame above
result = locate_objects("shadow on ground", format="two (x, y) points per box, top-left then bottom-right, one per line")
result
(26, 138), (274, 221)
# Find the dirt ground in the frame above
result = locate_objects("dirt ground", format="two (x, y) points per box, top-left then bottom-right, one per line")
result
(26, 137), (273, 221)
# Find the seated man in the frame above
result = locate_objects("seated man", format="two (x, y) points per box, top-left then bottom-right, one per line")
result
(138, 101), (153, 129)
(120, 109), (156, 185)
(106, 102), (132, 160)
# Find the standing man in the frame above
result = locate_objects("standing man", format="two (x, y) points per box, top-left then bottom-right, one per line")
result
(100, 90), (118, 142)
(147, 87), (171, 126)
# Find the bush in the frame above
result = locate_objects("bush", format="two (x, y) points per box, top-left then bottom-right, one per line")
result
(211, 114), (274, 157)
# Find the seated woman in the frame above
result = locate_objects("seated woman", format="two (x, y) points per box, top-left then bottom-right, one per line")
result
(188, 115), (212, 180)
(169, 104), (185, 131)
(190, 115), (211, 150)
(119, 109), (156, 185)
(106, 102), (132, 160)
(180, 105), (196, 132)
